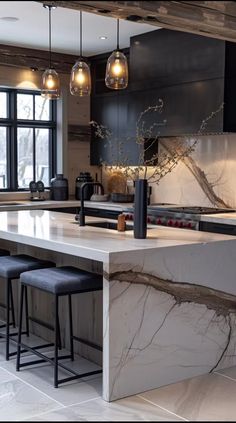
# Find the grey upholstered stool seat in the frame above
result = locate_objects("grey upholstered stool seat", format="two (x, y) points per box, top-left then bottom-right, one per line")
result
(20, 266), (103, 294)
(0, 254), (55, 360)
(0, 249), (10, 257)
(17, 266), (103, 388)
(0, 254), (54, 279)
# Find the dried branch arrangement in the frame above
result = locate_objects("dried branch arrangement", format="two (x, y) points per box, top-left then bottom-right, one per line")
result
(90, 100), (224, 183)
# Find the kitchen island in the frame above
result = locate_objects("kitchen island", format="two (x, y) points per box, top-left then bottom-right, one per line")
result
(0, 210), (236, 401)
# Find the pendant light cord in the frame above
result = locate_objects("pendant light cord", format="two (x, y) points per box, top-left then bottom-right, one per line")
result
(117, 18), (119, 50)
(80, 10), (82, 57)
(49, 5), (52, 68)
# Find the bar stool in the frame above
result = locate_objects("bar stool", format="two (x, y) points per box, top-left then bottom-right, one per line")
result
(17, 266), (103, 388)
(0, 254), (55, 360)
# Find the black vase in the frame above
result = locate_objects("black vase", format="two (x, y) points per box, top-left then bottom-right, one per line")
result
(134, 179), (148, 239)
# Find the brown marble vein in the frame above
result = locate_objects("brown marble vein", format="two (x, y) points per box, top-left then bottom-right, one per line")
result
(160, 138), (231, 209)
(104, 269), (236, 317)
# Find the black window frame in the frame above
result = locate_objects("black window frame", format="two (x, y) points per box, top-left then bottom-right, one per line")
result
(0, 88), (57, 191)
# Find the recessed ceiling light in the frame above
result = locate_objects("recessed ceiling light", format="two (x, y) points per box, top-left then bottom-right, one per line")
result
(0, 16), (19, 22)
(99, 36), (107, 40)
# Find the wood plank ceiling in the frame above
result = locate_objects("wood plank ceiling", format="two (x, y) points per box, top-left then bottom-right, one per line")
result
(1, 1), (236, 72)
(36, 1), (236, 43)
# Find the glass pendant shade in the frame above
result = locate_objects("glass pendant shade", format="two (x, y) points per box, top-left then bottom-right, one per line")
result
(41, 5), (60, 99)
(105, 50), (128, 90)
(70, 59), (91, 96)
(41, 68), (60, 99)
(70, 10), (91, 96)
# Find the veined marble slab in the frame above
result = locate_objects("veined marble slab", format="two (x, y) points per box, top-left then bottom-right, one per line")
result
(1, 210), (236, 401)
(103, 245), (236, 400)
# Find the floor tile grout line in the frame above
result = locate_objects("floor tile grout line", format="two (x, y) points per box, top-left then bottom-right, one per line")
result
(20, 395), (102, 421)
(137, 395), (189, 422)
(214, 371), (236, 383)
(66, 395), (101, 409)
(0, 365), (64, 407)
(18, 405), (66, 422)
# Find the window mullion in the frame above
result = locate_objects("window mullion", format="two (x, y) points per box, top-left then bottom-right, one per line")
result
(33, 128), (36, 182)
(9, 90), (17, 190)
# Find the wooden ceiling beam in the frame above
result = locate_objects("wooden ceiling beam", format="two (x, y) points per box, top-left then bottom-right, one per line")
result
(0, 44), (78, 73)
(36, 1), (236, 43)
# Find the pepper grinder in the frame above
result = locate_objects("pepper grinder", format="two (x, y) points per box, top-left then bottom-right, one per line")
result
(117, 213), (126, 232)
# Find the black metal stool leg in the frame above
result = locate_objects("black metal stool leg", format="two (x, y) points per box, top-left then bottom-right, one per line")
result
(9, 281), (16, 328)
(25, 286), (29, 337)
(68, 295), (74, 361)
(16, 284), (24, 371)
(6, 279), (11, 360)
(54, 295), (59, 388)
(57, 313), (62, 350)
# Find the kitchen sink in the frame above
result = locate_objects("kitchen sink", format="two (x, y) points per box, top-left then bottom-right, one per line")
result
(86, 221), (133, 231)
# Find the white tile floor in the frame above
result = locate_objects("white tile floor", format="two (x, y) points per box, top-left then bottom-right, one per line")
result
(0, 335), (236, 421)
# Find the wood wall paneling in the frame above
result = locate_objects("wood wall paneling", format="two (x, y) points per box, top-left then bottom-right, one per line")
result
(0, 44), (78, 73)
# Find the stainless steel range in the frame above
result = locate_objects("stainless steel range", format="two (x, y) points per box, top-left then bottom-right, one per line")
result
(124, 204), (235, 230)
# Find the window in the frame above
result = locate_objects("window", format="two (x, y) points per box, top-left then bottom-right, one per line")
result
(0, 89), (56, 190)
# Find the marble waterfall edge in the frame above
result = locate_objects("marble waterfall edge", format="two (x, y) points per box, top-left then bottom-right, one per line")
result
(103, 243), (236, 401)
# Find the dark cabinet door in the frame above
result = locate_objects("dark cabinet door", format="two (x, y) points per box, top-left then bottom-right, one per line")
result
(130, 29), (225, 91)
(90, 94), (119, 165)
(91, 90), (142, 166)
(116, 91), (141, 166)
(128, 79), (224, 137)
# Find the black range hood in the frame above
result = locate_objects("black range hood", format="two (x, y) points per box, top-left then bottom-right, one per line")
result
(129, 29), (236, 136)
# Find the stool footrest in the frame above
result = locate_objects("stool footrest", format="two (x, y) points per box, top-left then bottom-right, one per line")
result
(0, 322), (14, 329)
(72, 335), (102, 352)
(0, 330), (28, 338)
(17, 341), (102, 382)
(9, 349), (29, 357)
(18, 341), (71, 367)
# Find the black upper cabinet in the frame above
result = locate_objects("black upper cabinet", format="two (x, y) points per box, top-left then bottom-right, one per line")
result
(129, 29), (236, 135)
(130, 29), (225, 91)
(90, 29), (236, 166)
(90, 94), (119, 165)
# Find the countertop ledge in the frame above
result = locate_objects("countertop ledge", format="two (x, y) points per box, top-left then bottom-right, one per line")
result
(0, 199), (133, 212)
(0, 210), (234, 262)
(200, 212), (236, 225)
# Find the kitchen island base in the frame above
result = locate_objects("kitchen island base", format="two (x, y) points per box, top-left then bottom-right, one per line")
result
(0, 211), (236, 402)
(103, 243), (236, 401)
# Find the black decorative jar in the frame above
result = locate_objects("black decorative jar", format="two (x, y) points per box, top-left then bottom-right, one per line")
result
(134, 179), (148, 239)
(50, 174), (69, 201)
(75, 172), (94, 200)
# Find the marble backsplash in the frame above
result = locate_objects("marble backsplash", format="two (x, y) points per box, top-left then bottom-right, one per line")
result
(150, 134), (236, 207)
(103, 134), (236, 208)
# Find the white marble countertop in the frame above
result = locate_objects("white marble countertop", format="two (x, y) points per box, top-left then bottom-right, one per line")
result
(200, 212), (236, 225)
(0, 199), (133, 212)
(0, 210), (234, 262)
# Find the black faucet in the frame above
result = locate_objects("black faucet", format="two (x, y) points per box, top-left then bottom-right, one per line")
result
(79, 182), (104, 226)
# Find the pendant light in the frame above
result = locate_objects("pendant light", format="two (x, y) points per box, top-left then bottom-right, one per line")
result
(41, 4), (60, 99)
(105, 19), (128, 90)
(70, 11), (91, 96)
